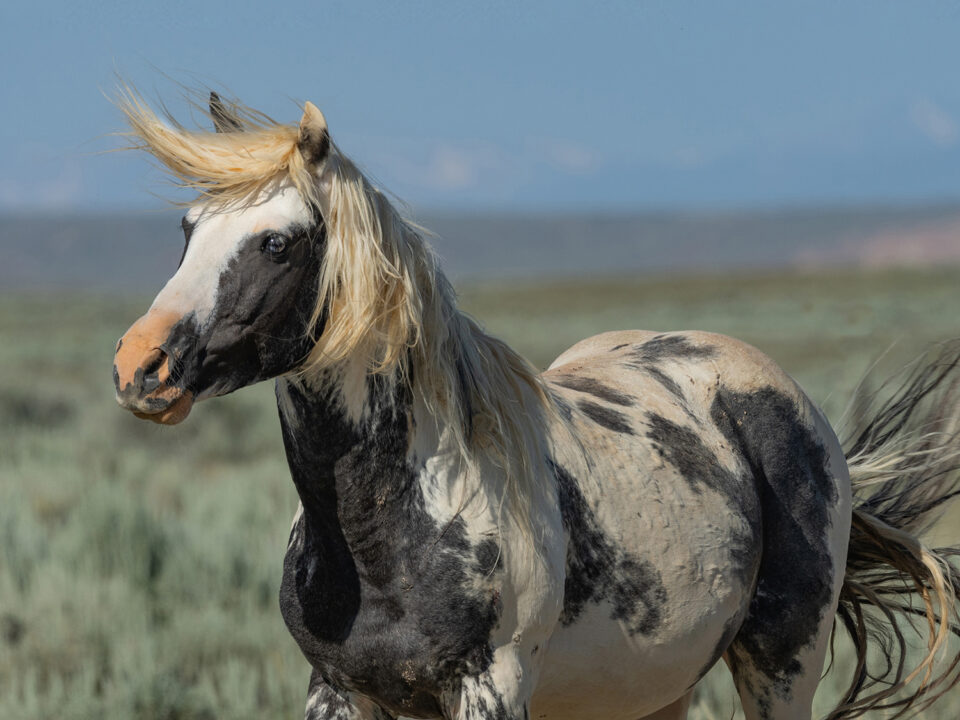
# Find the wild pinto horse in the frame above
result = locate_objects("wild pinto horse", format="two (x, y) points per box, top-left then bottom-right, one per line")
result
(113, 89), (960, 720)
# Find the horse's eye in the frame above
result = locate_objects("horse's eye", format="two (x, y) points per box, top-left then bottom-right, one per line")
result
(261, 233), (288, 257)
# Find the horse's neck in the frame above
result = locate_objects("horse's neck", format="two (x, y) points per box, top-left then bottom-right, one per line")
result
(275, 373), (422, 561)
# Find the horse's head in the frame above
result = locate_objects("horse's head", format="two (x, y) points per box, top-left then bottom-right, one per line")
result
(113, 94), (333, 424)
(111, 87), (553, 543)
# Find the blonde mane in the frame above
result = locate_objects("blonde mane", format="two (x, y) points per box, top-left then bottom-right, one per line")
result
(118, 88), (558, 532)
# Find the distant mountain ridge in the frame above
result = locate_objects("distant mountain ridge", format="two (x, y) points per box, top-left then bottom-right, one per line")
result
(3, 203), (960, 291)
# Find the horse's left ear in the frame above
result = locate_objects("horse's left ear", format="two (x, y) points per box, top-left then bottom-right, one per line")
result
(298, 102), (330, 166)
(209, 92), (242, 133)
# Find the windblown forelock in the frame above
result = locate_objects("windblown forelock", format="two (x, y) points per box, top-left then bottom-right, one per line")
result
(116, 86), (323, 210)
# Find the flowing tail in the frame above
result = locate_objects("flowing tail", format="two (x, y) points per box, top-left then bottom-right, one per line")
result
(828, 340), (960, 720)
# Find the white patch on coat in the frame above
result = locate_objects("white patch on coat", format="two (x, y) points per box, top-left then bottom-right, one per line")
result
(409, 387), (566, 692)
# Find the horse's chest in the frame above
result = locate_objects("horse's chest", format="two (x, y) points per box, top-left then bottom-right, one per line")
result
(279, 511), (502, 717)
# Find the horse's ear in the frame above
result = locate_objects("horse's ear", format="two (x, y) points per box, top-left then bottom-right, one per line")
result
(209, 91), (242, 133)
(298, 102), (330, 166)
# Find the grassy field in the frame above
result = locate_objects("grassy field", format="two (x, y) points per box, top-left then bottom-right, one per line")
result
(2, 266), (959, 719)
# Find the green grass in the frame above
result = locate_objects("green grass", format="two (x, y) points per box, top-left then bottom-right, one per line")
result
(1, 266), (959, 719)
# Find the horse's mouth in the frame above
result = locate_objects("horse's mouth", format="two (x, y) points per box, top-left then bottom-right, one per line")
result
(115, 381), (195, 425)
(130, 391), (195, 425)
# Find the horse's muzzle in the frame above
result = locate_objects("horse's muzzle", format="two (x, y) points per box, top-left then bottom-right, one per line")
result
(113, 309), (195, 425)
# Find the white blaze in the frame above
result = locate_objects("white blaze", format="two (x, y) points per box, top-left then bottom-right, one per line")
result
(148, 183), (313, 328)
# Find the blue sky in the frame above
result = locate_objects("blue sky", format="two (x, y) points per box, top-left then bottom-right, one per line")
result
(3, 1), (960, 212)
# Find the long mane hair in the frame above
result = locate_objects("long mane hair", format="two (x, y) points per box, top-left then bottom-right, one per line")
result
(118, 87), (558, 532)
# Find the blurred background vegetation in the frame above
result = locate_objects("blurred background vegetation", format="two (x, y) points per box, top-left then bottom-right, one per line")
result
(2, 254), (959, 718)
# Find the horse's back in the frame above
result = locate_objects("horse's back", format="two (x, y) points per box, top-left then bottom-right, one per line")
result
(534, 330), (851, 720)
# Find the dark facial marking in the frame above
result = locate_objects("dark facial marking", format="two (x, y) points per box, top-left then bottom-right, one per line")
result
(278, 379), (502, 717)
(711, 387), (838, 705)
(166, 221), (326, 401)
(551, 461), (666, 636)
(550, 374), (635, 407)
(577, 400), (634, 435)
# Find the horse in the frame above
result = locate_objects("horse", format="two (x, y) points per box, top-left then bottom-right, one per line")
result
(112, 88), (960, 720)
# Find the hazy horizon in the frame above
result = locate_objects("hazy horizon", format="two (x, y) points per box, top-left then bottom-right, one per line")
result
(5, 201), (960, 292)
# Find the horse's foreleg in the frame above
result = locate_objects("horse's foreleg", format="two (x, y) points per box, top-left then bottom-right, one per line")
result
(304, 670), (394, 720)
(443, 646), (538, 720)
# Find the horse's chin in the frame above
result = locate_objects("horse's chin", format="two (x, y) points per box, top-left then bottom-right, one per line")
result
(132, 392), (195, 425)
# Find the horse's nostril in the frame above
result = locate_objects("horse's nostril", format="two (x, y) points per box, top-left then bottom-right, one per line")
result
(142, 372), (161, 393)
(138, 348), (169, 394)
(142, 348), (167, 377)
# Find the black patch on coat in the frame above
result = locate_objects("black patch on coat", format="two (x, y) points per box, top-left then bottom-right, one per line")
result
(632, 334), (717, 364)
(551, 375), (635, 407)
(621, 334), (714, 408)
(646, 413), (739, 501)
(642, 365), (684, 400)
(645, 412), (761, 586)
(710, 386), (838, 705)
(551, 462), (666, 636)
(689, 613), (744, 690)
(577, 400), (634, 435)
(305, 670), (395, 720)
(278, 379), (502, 717)
(473, 539), (501, 575)
(457, 673), (513, 720)
(548, 391), (574, 422)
